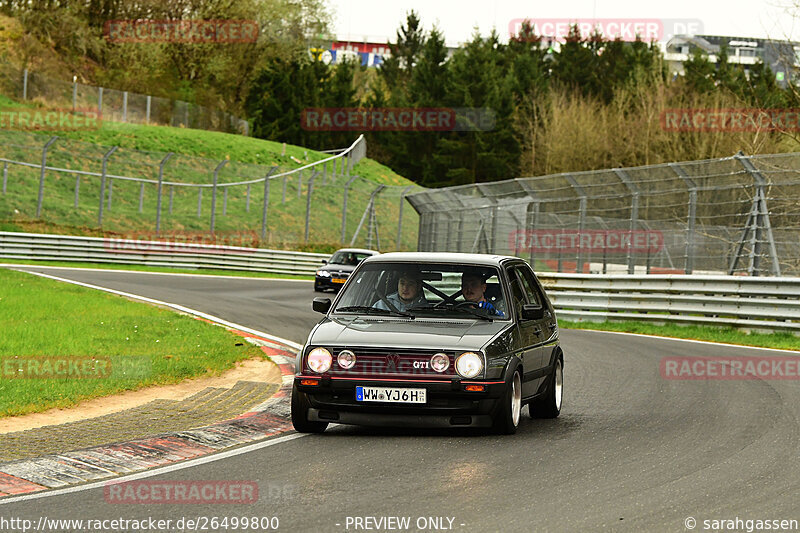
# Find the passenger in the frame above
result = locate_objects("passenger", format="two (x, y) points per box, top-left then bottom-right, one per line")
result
(461, 272), (505, 317)
(374, 270), (428, 312)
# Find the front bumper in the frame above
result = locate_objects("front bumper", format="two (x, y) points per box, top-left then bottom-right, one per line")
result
(294, 375), (507, 428)
(314, 275), (347, 291)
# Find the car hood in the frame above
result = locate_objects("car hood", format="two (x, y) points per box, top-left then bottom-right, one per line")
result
(309, 316), (512, 351)
(318, 264), (356, 274)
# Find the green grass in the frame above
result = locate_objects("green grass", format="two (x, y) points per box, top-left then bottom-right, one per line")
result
(559, 319), (800, 351)
(0, 267), (269, 417)
(0, 258), (314, 280)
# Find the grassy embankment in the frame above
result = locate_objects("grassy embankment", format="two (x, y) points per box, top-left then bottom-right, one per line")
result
(0, 268), (267, 417)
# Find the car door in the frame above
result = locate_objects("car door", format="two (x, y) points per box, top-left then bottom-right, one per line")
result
(512, 264), (553, 396)
(506, 265), (541, 398)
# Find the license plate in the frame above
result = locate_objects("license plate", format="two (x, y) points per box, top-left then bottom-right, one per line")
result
(331, 278), (346, 284)
(356, 386), (426, 404)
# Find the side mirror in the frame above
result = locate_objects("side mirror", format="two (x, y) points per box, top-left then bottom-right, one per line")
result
(521, 304), (545, 321)
(313, 297), (332, 314)
(321, 259), (328, 265)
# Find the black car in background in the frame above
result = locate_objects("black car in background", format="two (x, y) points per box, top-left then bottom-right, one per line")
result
(294, 252), (564, 434)
(314, 248), (379, 292)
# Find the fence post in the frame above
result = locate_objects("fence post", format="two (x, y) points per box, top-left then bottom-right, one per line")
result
(138, 182), (145, 213)
(2, 162), (7, 194)
(74, 175), (80, 207)
(669, 163), (697, 274)
(22, 69), (28, 100)
(397, 185), (414, 249)
(146, 95), (151, 123)
(614, 168), (639, 274)
(197, 188), (203, 216)
(341, 175), (359, 243)
(350, 185), (385, 247)
(72, 80), (77, 110)
(98, 87), (103, 115)
(122, 91), (128, 122)
(564, 175), (588, 273)
(734, 153), (781, 276)
(210, 160), (228, 234)
(36, 136), (58, 218)
(261, 166), (279, 240)
(155, 152), (173, 235)
(98, 146), (117, 226)
(304, 172), (317, 243)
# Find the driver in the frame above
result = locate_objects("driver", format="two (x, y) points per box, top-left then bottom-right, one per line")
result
(374, 270), (428, 312)
(461, 272), (505, 317)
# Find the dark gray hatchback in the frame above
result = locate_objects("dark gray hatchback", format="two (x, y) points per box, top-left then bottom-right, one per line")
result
(292, 252), (563, 434)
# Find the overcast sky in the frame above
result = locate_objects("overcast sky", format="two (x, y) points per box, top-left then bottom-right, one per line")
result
(329, 0), (799, 45)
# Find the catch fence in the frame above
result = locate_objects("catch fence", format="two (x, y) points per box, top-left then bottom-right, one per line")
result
(0, 131), (423, 251)
(407, 152), (800, 277)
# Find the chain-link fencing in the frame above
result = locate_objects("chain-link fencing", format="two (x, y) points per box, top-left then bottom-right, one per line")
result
(0, 130), (422, 251)
(0, 62), (248, 135)
(407, 152), (800, 277)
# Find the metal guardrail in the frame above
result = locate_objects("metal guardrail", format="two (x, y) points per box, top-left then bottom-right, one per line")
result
(538, 273), (800, 333)
(3, 231), (798, 333)
(0, 232), (328, 276)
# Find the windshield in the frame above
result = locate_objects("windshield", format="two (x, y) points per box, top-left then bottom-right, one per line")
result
(333, 262), (509, 320)
(329, 251), (372, 266)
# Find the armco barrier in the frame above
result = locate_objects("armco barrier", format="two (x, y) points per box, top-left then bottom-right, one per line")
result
(538, 273), (800, 333)
(2, 232), (799, 333)
(0, 232), (328, 275)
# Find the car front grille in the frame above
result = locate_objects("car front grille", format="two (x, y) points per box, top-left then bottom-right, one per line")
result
(328, 348), (457, 378)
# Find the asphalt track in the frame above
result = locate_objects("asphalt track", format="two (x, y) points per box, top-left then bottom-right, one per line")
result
(3, 266), (799, 532)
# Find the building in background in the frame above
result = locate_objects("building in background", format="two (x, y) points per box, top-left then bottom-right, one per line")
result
(664, 35), (800, 86)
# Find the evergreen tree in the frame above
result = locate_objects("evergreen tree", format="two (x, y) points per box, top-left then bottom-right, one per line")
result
(683, 48), (716, 93)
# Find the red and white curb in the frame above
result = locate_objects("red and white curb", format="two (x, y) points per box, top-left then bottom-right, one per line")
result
(0, 270), (302, 499)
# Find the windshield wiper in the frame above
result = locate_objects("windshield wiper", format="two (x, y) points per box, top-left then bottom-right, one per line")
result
(336, 305), (414, 319)
(415, 304), (493, 322)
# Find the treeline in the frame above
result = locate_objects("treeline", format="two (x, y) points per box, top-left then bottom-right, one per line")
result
(247, 13), (799, 187)
(0, 0), (330, 114)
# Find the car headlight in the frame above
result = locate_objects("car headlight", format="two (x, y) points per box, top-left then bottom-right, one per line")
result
(455, 352), (483, 379)
(316, 270), (331, 277)
(430, 353), (450, 373)
(307, 347), (332, 373)
(337, 350), (356, 369)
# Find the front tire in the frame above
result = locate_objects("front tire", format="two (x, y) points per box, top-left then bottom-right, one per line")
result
(492, 369), (522, 434)
(291, 384), (328, 433)
(529, 356), (562, 419)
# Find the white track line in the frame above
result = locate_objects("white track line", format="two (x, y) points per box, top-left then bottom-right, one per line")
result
(0, 433), (308, 505)
(2, 263), (312, 283)
(12, 268), (303, 351)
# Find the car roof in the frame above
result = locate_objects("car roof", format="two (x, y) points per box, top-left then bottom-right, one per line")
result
(332, 248), (379, 255)
(361, 252), (521, 267)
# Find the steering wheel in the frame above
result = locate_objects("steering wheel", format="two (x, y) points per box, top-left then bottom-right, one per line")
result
(455, 300), (480, 309)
